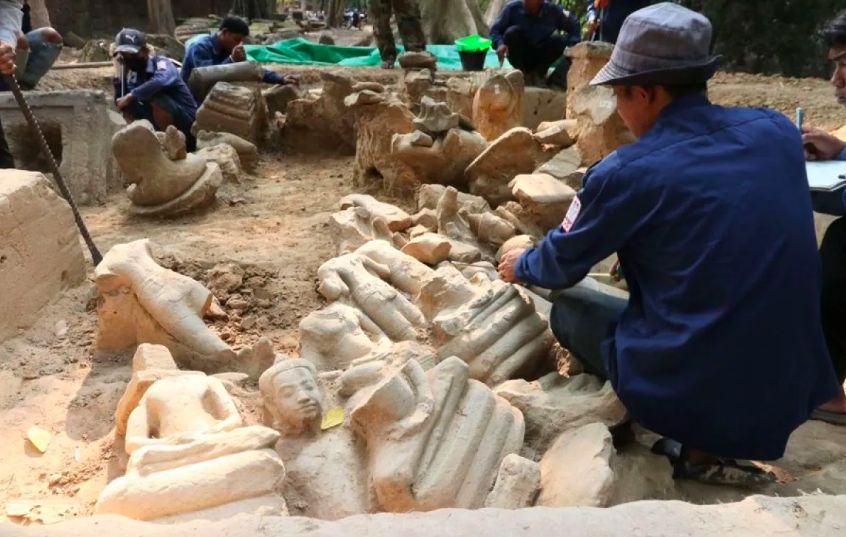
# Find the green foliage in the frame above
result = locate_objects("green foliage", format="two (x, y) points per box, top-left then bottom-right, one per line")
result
(674, 0), (843, 78)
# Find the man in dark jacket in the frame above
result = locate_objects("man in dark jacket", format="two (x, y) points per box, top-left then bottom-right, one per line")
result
(586, 0), (651, 43)
(490, 0), (580, 87)
(499, 3), (838, 486)
(799, 10), (846, 426)
(181, 15), (298, 99)
(112, 28), (198, 150)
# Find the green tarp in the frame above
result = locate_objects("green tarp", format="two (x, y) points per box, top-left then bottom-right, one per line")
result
(245, 37), (511, 70)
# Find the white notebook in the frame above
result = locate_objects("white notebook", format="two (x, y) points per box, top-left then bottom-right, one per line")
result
(806, 161), (846, 191)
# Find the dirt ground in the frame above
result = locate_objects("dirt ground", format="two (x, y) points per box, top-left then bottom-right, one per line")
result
(1, 59), (845, 525)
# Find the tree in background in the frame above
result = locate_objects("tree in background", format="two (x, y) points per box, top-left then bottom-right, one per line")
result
(231, 0), (275, 18)
(675, 0), (842, 78)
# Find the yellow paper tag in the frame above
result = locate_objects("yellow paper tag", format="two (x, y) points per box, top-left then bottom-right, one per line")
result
(320, 407), (345, 430)
(26, 426), (51, 453)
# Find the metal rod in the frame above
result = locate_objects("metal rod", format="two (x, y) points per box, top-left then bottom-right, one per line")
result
(3, 74), (103, 265)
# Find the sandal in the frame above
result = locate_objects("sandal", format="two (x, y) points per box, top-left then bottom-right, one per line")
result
(652, 437), (776, 488)
(810, 408), (846, 426)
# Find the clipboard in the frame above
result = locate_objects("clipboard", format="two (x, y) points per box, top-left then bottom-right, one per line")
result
(806, 161), (846, 192)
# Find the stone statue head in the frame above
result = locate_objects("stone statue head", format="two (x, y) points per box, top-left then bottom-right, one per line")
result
(259, 358), (324, 436)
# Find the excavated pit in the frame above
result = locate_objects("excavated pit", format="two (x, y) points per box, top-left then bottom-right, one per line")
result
(1, 52), (845, 533)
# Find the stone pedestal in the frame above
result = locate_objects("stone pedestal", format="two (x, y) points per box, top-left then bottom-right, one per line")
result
(0, 90), (123, 205)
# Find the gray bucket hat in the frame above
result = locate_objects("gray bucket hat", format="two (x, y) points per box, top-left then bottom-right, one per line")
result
(591, 2), (721, 86)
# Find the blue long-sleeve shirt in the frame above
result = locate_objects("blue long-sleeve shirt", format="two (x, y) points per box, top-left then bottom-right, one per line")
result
(586, 0), (651, 43)
(810, 146), (846, 216)
(516, 95), (838, 460)
(490, 1), (581, 50)
(112, 55), (197, 120)
(181, 33), (285, 89)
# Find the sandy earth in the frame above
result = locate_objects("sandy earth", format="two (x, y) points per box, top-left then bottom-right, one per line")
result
(1, 59), (845, 526)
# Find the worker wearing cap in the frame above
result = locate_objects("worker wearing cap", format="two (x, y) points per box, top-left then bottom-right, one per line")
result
(585, 0), (651, 44)
(181, 15), (299, 100)
(498, 3), (838, 486)
(112, 28), (199, 150)
(489, 0), (581, 87)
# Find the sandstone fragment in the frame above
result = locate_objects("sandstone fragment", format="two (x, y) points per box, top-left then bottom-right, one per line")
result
(197, 130), (259, 172)
(509, 173), (577, 231)
(194, 82), (268, 145)
(466, 127), (555, 206)
(494, 372), (628, 452)
(484, 454), (541, 509)
(537, 422), (617, 508)
(473, 71), (524, 141)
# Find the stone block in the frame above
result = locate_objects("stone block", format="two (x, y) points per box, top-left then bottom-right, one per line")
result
(536, 146), (585, 190)
(523, 87), (566, 131)
(494, 372), (628, 452)
(534, 119), (577, 147)
(194, 82), (268, 146)
(465, 127), (556, 206)
(484, 454), (541, 509)
(509, 173), (577, 231)
(0, 171), (86, 341)
(537, 422), (617, 508)
(0, 90), (122, 205)
(565, 41), (614, 118)
(570, 85), (635, 166)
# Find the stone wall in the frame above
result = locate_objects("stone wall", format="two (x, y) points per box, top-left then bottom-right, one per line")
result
(45, 0), (233, 37)
(0, 171), (86, 342)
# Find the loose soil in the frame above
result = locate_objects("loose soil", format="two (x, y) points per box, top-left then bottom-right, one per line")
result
(1, 59), (845, 525)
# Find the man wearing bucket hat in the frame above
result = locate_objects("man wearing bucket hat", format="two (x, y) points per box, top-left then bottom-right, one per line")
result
(498, 3), (839, 486)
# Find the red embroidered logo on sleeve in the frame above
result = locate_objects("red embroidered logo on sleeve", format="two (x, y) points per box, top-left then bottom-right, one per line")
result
(561, 196), (581, 232)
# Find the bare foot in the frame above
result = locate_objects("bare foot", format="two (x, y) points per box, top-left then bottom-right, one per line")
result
(818, 388), (846, 414)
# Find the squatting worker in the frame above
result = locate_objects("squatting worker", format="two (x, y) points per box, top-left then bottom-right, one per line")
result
(112, 28), (199, 151)
(799, 10), (846, 426)
(181, 15), (299, 100)
(489, 0), (580, 88)
(0, 0), (21, 169)
(498, 3), (839, 486)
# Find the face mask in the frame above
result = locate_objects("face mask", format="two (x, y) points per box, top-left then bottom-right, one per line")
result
(125, 58), (147, 72)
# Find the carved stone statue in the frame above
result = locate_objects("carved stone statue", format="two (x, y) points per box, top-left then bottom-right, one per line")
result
(472, 71), (524, 141)
(260, 359), (369, 520)
(348, 356), (525, 511)
(95, 346), (286, 521)
(259, 359), (325, 437)
(95, 239), (274, 378)
(112, 121), (223, 217)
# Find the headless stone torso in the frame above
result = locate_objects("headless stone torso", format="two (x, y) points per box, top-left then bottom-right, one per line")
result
(126, 375), (241, 453)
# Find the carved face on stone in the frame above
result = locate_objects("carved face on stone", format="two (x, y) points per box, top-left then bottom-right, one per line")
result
(259, 359), (324, 435)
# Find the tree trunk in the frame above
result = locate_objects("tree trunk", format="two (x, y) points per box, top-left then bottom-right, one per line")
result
(419, 0), (488, 43)
(484, 0), (507, 27)
(231, 0), (272, 18)
(327, 0), (345, 27)
(147, 0), (176, 35)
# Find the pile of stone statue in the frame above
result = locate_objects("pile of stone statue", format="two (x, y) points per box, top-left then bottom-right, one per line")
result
(80, 42), (689, 523)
